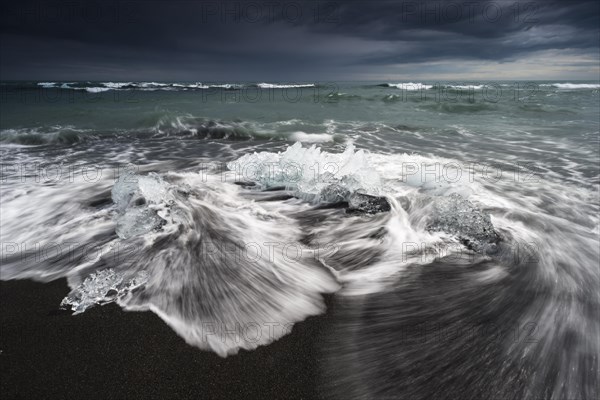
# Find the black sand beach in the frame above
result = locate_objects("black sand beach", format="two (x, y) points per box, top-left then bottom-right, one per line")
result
(1, 279), (332, 400)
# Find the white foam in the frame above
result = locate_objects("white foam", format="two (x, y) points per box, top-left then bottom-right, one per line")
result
(85, 87), (111, 93)
(101, 82), (133, 89)
(108, 171), (339, 356)
(190, 83), (210, 89)
(209, 84), (243, 89)
(138, 82), (169, 88)
(445, 84), (485, 90)
(385, 82), (433, 90)
(257, 83), (315, 89)
(291, 131), (334, 143)
(545, 83), (600, 89)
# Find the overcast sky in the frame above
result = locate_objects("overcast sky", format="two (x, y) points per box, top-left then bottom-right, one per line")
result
(1, 0), (598, 81)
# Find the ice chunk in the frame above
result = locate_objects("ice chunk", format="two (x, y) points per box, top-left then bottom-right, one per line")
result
(427, 193), (500, 251)
(111, 174), (138, 211)
(112, 173), (172, 210)
(319, 184), (351, 203)
(347, 192), (391, 214)
(116, 207), (164, 239)
(111, 173), (170, 239)
(60, 269), (148, 314)
(227, 142), (382, 201)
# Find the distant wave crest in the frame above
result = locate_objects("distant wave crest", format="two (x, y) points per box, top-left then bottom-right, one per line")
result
(35, 81), (317, 92)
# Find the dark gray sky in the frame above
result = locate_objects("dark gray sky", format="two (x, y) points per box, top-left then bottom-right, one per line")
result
(1, 0), (598, 80)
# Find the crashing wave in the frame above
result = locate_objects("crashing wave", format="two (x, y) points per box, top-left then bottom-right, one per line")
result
(291, 131), (334, 143)
(208, 84), (244, 89)
(256, 83), (315, 89)
(444, 84), (485, 90)
(153, 117), (258, 139)
(59, 170), (340, 356)
(379, 82), (433, 90)
(35, 81), (319, 91)
(0, 127), (88, 145)
(542, 83), (600, 89)
(85, 87), (111, 93)
(102, 82), (134, 89)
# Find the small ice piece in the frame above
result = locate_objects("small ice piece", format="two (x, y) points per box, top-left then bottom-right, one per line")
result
(347, 192), (391, 214)
(60, 269), (149, 314)
(427, 193), (500, 251)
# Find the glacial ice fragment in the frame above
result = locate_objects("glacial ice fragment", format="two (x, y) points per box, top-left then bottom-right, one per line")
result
(347, 192), (391, 214)
(427, 193), (500, 251)
(319, 184), (351, 203)
(111, 173), (169, 239)
(227, 142), (382, 200)
(115, 207), (163, 239)
(60, 269), (149, 314)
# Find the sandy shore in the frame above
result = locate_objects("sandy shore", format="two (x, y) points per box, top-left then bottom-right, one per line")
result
(1, 279), (332, 399)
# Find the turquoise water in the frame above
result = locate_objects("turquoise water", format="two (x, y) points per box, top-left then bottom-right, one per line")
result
(1, 81), (598, 183)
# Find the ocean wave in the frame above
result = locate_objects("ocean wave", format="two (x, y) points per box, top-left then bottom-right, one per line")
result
(153, 116), (260, 140)
(208, 83), (244, 89)
(38, 82), (58, 88)
(541, 83), (600, 89)
(100, 171), (339, 355)
(443, 84), (486, 90)
(102, 82), (134, 89)
(256, 83), (316, 89)
(290, 131), (335, 143)
(420, 102), (496, 113)
(35, 81), (317, 91)
(378, 82), (433, 90)
(0, 117), (346, 146)
(379, 83), (491, 91)
(35, 82), (207, 91)
(85, 87), (111, 93)
(0, 127), (89, 145)
(321, 92), (363, 101)
(1, 164), (340, 356)
(382, 94), (402, 102)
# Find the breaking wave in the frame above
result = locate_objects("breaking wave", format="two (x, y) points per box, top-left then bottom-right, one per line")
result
(0, 117), (344, 146)
(378, 82), (433, 90)
(542, 83), (600, 89)
(256, 83), (316, 89)
(0, 127), (90, 145)
(34, 82), (317, 92)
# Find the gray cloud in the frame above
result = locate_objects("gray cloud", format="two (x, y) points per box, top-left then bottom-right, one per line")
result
(1, 0), (598, 80)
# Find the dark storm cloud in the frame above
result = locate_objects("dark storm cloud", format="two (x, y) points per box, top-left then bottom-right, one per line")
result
(0, 0), (598, 80)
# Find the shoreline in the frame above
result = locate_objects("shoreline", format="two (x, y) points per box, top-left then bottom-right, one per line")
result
(1, 279), (333, 399)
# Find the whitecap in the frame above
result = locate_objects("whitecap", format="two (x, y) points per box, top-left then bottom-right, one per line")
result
(257, 83), (315, 89)
(384, 82), (433, 90)
(291, 131), (334, 143)
(547, 83), (600, 89)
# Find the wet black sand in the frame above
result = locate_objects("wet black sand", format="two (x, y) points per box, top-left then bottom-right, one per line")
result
(1, 279), (332, 399)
